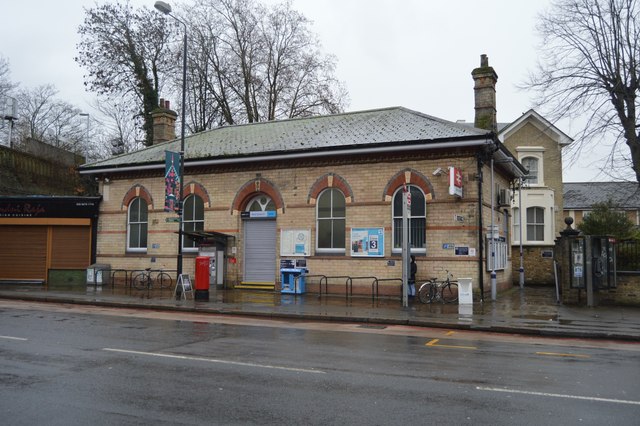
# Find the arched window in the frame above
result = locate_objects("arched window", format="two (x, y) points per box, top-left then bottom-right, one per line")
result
(182, 195), (204, 250)
(392, 185), (426, 253)
(521, 157), (539, 185)
(316, 188), (346, 252)
(526, 207), (545, 241)
(246, 195), (276, 212)
(127, 197), (148, 252)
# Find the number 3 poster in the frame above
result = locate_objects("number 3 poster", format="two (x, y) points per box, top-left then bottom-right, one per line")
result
(350, 228), (384, 257)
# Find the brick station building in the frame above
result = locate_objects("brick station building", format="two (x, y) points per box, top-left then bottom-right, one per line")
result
(79, 56), (526, 298)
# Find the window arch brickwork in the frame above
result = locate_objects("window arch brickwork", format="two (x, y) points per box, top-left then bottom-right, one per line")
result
(231, 178), (284, 214)
(308, 173), (354, 205)
(122, 185), (153, 210)
(183, 181), (211, 208)
(382, 169), (434, 201)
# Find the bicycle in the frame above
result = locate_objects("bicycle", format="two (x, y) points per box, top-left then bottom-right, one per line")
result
(417, 270), (459, 304)
(132, 268), (173, 290)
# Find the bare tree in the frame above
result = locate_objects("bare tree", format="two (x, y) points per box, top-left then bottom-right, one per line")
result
(91, 97), (144, 158)
(180, 0), (347, 128)
(76, 1), (172, 147)
(0, 55), (18, 98)
(526, 0), (640, 182)
(14, 85), (86, 153)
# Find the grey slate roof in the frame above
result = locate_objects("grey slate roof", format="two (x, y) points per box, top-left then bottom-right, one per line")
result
(81, 107), (490, 170)
(564, 182), (640, 209)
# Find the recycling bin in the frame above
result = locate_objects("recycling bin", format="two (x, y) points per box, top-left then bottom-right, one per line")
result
(280, 268), (306, 294)
(195, 256), (210, 301)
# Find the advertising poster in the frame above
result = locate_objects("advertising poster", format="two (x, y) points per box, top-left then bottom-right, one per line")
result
(350, 228), (384, 257)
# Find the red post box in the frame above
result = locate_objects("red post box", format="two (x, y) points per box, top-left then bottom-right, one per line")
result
(195, 256), (210, 300)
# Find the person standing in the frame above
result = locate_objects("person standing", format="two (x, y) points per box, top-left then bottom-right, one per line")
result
(409, 255), (417, 297)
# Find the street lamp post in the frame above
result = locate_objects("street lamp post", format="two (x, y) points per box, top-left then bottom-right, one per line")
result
(154, 1), (188, 278)
(79, 113), (89, 161)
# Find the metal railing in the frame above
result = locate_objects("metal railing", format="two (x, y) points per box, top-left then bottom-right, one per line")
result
(294, 274), (403, 300)
(617, 240), (640, 272)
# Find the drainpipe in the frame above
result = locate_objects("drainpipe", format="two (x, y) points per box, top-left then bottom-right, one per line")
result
(476, 153), (485, 301)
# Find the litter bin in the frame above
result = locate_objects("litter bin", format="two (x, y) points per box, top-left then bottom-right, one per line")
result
(195, 256), (210, 301)
(281, 268), (306, 294)
(457, 277), (473, 304)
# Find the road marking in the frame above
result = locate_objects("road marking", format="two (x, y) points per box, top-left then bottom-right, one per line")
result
(426, 338), (477, 350)
(445, 331), (455, 336)
(0, 335), (28, 341)
(536, 351), (590, 358)
(477, 386), (640, 406)
(103, 348), (325, 374)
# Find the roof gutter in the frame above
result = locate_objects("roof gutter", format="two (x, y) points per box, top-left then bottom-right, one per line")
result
(79, 138), (492, 175)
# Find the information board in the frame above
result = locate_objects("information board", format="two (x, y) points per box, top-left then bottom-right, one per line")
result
(280, 229), (310, 256)
(174, 274), (193, 300)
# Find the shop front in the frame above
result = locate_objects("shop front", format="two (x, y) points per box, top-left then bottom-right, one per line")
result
(0, 196), (100, 285)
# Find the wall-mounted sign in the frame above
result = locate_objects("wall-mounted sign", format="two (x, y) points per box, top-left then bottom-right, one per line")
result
(350, 227), (384, 257)
(280, 229), (310, 257)
(449, 167), (463, 197)
(455, 246), (469, 256)
(241, 211), (277, 219)
(442, 243), (455, 249)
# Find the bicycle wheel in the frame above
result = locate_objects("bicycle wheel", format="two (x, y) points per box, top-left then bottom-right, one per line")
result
(418, 282), (434, 304)
(132, 273), (148, 290)
(156, 272), (173, 289)
(441, 282), (458, 303)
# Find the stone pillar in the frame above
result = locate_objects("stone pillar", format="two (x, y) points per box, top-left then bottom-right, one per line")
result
(556, 217), (583, 304)
(471, 54), (498, 132)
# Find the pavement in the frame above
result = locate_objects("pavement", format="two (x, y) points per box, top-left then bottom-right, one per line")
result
(1, 282), (639, 341)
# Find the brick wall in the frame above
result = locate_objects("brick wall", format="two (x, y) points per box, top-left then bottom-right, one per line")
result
(95, 151), (515, 298)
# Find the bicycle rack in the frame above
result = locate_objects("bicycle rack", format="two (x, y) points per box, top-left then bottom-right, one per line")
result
(346, 276), (377, 299)
(372, 278), (403, 301)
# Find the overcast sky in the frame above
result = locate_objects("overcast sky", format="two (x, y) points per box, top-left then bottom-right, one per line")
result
(0, 0), (609, 182)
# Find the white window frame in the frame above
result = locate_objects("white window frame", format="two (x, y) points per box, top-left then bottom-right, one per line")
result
(391, 185), (426, 254)
(127, 197), (148, 253)
(315, 188), (346, 254)
(182, 194), (205, 252)
(526, 206), (545, 242)
(517, 147), (545, 186)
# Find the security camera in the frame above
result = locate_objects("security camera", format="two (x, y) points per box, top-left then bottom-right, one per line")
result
(432, 167), (444, 176)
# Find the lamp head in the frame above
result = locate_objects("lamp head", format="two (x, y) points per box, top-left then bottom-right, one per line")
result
(154, 1), (172, 14)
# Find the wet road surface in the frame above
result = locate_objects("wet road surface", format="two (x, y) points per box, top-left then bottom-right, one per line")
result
(1, 300), (639, 425)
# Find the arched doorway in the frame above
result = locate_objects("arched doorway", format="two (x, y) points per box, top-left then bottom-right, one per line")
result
(240, 195), (277, 289)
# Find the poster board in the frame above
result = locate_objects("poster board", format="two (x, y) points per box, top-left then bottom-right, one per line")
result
(174, 274), (193, 300)
(350, 227), (384, 257)
(280, 229), (311, 256)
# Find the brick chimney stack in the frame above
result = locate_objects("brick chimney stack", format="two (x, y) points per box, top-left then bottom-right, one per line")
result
(150, 98), (177, 145)
(471, 54), (498, 132)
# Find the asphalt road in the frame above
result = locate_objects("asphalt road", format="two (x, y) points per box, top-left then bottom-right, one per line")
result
(1, 300), (639, 425)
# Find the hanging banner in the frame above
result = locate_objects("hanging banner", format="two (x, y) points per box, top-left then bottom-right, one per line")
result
(164, 151), (181, 212)
(449, 166), (463, 197)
